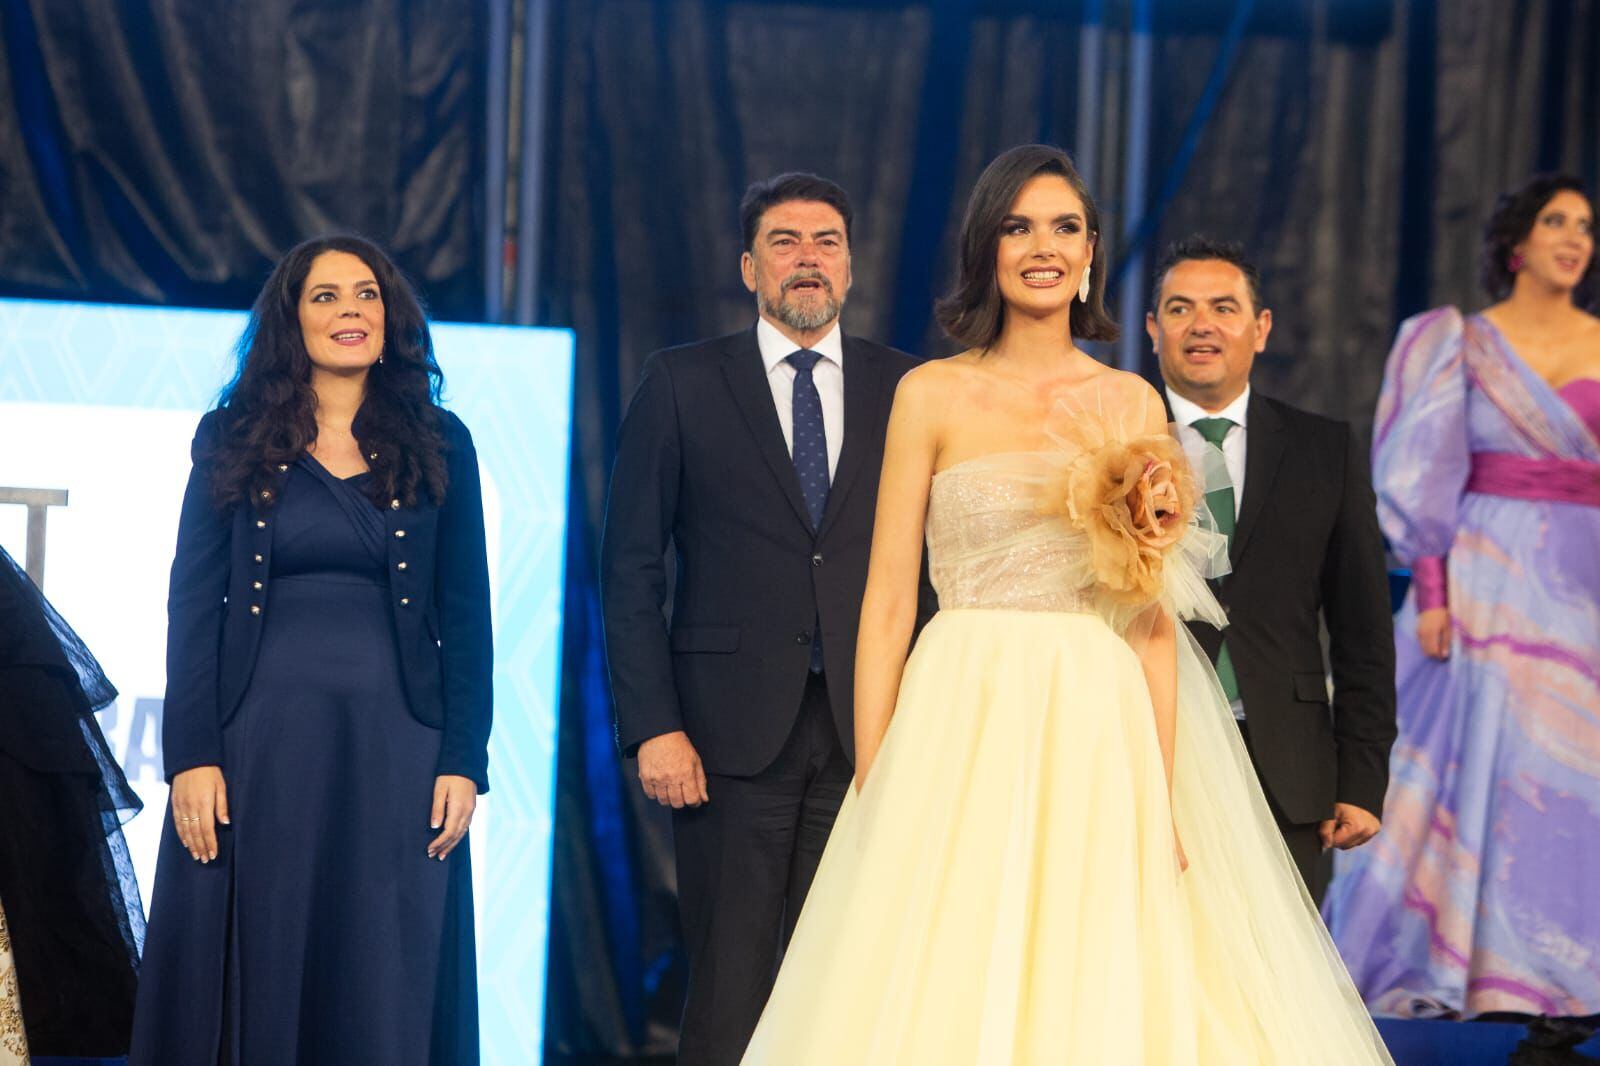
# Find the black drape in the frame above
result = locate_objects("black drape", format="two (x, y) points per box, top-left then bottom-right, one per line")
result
(540, 1), (1600, 1059)
(0, 0), (484, 318)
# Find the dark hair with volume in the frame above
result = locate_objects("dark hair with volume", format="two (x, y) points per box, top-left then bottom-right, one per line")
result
(207, 234), (448, 510)
(1150, 235), (1266, 315)
(740, 172), (854, 252)
(936, 145), (1118, 349)
(1481, 174), (1597, 307)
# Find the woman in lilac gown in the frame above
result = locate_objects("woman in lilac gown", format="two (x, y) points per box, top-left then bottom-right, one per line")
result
(1323, 175), (1600, 1060)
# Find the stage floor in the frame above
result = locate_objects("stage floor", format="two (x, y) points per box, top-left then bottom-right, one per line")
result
(36, 1021), (1600, 1065)
(1377, 1017), (1600, 1064)
(538, 1020), (1600, 1064)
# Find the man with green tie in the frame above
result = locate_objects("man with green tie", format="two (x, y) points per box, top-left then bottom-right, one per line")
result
(1146, 236), (1397, 903)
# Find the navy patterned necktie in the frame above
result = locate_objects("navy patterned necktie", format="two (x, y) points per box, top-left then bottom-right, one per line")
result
(788, 348), (830, 672)
(787, 349), (831, 527)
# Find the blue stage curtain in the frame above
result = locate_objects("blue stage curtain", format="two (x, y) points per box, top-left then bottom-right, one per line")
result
(0, 0), (486, 319)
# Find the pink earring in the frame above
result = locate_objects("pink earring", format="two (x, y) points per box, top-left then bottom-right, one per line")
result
(1508, 253), (1525, 272)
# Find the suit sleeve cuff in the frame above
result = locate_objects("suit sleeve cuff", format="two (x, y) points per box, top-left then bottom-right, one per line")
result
(1335, 767), (1389, 821)
(616, 712), (685, 760)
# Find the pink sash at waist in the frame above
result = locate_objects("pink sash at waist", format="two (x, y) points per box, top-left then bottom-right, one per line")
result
(1467, 452), (1600, 507)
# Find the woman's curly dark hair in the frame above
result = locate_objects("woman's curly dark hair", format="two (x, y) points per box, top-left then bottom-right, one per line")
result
(207, 234), (448, 510)
(1481, 174), (1597, 308)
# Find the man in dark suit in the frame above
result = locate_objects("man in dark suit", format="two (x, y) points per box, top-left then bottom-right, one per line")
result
(1146, 235), (1397, 903)
(601, 172), (929, 1064)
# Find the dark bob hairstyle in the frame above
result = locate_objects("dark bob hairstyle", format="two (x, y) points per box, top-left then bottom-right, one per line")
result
(936, 145), (1118, 349)
(1481, 174), (1596, 308)
(206, 234), (449, 511)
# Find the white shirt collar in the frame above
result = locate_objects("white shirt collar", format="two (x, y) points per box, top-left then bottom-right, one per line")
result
(1166, 384), (1251, 429)
(756, 316), (844, 375)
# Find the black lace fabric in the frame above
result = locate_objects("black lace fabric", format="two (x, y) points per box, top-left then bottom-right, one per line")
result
(0, 544), (144, 1055)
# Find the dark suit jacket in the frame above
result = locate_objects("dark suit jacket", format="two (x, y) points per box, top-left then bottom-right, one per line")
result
(163, 408), (494, 790)
(1178, 391), (1396, 824)
(601, 326), (932, 776)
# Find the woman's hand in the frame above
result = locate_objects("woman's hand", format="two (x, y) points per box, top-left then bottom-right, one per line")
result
(171, 765), (229, 863)
(428, 774), (477, 860)
(1416, 607), (1451, 659)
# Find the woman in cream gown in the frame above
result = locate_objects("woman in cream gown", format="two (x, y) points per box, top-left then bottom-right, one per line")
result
(741, 146), (1391, 1065)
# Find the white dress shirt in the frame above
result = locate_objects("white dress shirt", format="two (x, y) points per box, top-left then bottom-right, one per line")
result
(757, 316), (844, 480)
(1167, 385), (1251, 508)
(1167, 384), (1251, 719)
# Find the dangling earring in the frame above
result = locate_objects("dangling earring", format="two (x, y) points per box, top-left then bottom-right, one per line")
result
(1078, 263), (1092, 303)
(377, 354), (385, 365)
(1508, 253), (1525, 272)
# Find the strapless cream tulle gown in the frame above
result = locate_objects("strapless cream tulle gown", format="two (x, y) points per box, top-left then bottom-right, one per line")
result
(741, 443), (1392, 1065)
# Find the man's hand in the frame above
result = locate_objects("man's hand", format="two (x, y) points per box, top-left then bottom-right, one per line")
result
(1319, 803), (1381, 851)
(637, 730), (709, 808)
(1417, 607), (1451, 659)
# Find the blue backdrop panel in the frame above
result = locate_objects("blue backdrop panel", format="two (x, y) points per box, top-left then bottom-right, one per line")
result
(0, 297), (572, 1064)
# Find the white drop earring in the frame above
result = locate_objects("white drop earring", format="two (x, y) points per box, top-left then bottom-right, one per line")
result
(1078, 263), (1092, 303)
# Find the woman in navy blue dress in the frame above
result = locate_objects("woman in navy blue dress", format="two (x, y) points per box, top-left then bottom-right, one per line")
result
(130, 235), (492, 1065)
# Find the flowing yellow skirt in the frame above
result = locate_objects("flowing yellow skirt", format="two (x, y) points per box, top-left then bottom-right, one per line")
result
(742, 609), (1390, 1065)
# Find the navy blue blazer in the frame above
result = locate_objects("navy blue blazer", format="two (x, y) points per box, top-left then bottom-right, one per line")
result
(162, 408), (494, 791)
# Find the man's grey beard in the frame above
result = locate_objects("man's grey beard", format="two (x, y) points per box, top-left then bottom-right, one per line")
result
(759, 270), (843, 332)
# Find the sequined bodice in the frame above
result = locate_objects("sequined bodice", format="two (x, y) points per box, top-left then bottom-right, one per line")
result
(927, 452), (1096, 614)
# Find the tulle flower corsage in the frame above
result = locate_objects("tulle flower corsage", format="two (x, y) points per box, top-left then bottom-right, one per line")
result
(1041, 433), (1199, 605)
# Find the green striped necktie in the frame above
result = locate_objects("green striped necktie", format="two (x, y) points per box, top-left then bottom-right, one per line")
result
(1191, 417), (1240, 703)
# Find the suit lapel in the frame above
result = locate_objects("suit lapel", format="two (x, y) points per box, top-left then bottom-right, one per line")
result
(817, 336), (884, 539)
(721, 328), (814, 531)
(1230, 392), (1285, 567)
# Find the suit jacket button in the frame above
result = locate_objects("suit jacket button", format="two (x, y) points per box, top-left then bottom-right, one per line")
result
(256, 519), (267, 529)
(254, 554), (264, 564)
(390, 499), (400, 510)
(250, 605), (262, 616)
(252, 581), (263, 590)
(795, 632), (810, 645)
(812, 553), (823, 566)
(395, 529), (406, 538)
(400, 597), (411, 606)
(397, 561), (407, 571)
(277, 463), (288, 472)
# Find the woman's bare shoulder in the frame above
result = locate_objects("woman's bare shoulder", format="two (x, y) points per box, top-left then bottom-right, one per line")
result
(1065, 362), (1160, 403)
(895, 352), (985, 403)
